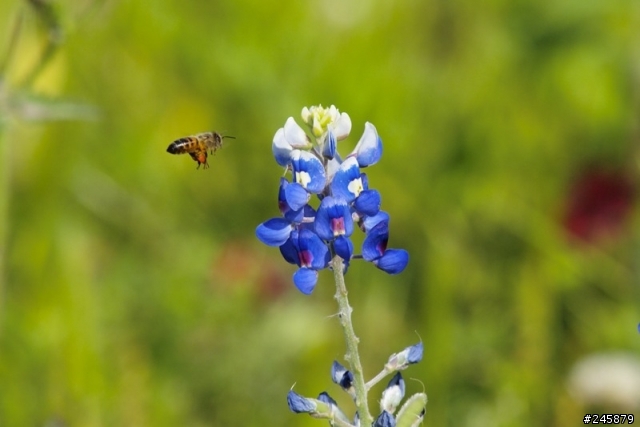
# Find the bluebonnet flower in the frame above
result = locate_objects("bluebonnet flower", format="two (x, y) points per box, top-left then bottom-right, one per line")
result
(292, 355), (425, 426)
(286, 389), (351, 424)
(380, 373), (405, 413)
(331, 360), (355, 398)
(256, 105), (409, 294)
(385, 342), (424, 371)
(287, 390), (317, 414)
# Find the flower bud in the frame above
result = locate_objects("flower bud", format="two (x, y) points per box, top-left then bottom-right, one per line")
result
(386, 342), (423, 371)
(380, 372), (405, 413)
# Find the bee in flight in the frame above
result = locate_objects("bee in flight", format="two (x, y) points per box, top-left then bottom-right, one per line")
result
(166, 132), (235, 169)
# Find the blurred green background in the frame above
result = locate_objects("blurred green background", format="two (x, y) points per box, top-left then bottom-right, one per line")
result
(1, 0), (639, 426)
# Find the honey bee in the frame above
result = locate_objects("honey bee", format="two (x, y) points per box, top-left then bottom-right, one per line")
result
(166, 132), (235, 169)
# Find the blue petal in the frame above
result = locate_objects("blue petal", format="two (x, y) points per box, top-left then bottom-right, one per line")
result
(287, 390), (316, 413)
(330, 156), (362, 202)
(374, 249), (409, 274)
(373, 411), (396, 427)
(406, 341), (423, 364)
(322, 129), (337, 159)
(284, 182), (311, 212)
(360, 172), (369, 190)
(278, 179), (305, 223)
(297, 229), (329, 270)
(334, 235), (353, 261)
(315, 196), (353, 240)
(352, 122), (382, 167)
(331, 360), (349, 385)
(279, 236), (298, 265)
(256, 218), (293, 247)
(293, 268), (318, 294)
(362, 221), (389, 261)
(331, 360), (354, 390)
(277, 178), (289, 213)
(303, 204), (317, 221)
(354, 189), (381, 216)
(362, 211), (389, 232)
(291, 150), (326, 194)
(317, 392), (337, 406)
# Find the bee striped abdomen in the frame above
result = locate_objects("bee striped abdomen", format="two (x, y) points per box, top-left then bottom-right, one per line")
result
(166, 137), (199, 154)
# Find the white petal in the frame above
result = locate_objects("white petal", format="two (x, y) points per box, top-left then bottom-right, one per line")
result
(333, 113), (352, 141)
(284, 117), (310, 148)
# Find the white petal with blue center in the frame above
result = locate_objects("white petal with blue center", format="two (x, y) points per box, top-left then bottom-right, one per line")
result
(330, 156), (361, 202)
(291, 150), (326, 194)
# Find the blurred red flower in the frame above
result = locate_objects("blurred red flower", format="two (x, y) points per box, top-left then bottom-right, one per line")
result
(563, 168), (635, 242)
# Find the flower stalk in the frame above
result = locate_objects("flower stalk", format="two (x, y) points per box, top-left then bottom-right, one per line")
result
(331, 255), (372, 425)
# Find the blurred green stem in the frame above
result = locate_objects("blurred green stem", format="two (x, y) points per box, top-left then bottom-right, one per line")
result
(21, 0), (63, 88)
(0, 125), (7, 330)
(331, 256), (372, 426)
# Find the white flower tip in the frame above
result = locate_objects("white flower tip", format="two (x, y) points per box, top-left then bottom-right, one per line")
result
(334, 113), (352, 140)
(301, 107), (311, 123)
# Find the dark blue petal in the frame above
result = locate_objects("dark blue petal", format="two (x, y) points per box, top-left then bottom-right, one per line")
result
(373, 411), (396, 427)
(385, 372), (405, 397)
(291, 150), (326, 194)
(362, 211), (390, 232)
(331, 360), (349, 385)
(293, 268), (318, 294)
(354, 189), (381, 216)
(362, 221), (389, 261)
(330, 360), (354, 391)
(317, 392), (337, 406)
(279, 236), (298, 265)
(374, 249), (409, 274)
(284, 182), (311, 211)
(352, 122), (383, 167)
(315, 196), (354, 240)
(277, 178), (289, 213)
(256, 218), (293, 247)
(322, 129), (337, 159)
(330, 156), (362, 202)
(278, 179), (305, 223)
(360, 172), (369, 190)
(303, 204), (317, 221)
(334, 235), (353, 261)
(297, 229), (330, 270)
(287, 390), (316, 413)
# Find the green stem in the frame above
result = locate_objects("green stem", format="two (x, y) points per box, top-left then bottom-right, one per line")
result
(0, 116), (7, 331)
(365, 368), (392, 391)
(331, 256), (372, 426)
